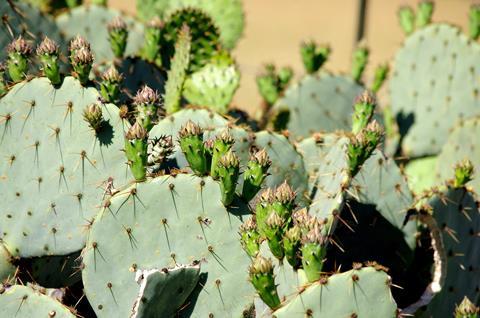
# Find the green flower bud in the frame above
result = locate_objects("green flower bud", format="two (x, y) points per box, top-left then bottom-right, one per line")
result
(125, 122), (148, 181)
(453, 159), (474, 189)
(142, 17), (163, 65)
(300, 41), (330, 74)
(264, 212), (285, 261)
(6, 36), (32, 82)
(239, 216), (261, 257)
(351, 41), (369, 82)
(100, 65), (123, 103)
(248, 256), (280, 309)
(83, 104), (104, 133)
(352, 90), (376, 134)
(242, 149), (271, 202)
(301, 225), (328, 282)
(178, 121), (208, 175)
(133, 86), (161, 131)
(284, 225), (302, 269)
(70, 44), (94, 86)
(210, 129), (235, 178)
(108, 16), (128, 58)
(217, 150), (240, 206)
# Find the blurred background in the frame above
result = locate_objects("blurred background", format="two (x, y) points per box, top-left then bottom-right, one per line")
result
(110, 0), (471, 113)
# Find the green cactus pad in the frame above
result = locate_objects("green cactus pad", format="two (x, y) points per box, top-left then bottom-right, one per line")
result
(137, 0), (244, 49)
(0, 1), (63, 61)
(56, 5), (144, 63)
(0, 284), (75, 318)
(161, 8), (221, 72)
(351, 150), (416, 249)
(131, 264), (201, 318)
(82, 174), (254, 317)
(307, 135), (350, 232)
(404, 156), (439, 195)
(0, 243), (15, 282)
(390, 24), (480, 157)
(254, 131), (308, 205)
(183, 53), (240, 114)
(417, 187), (480, 317)
(436, 117), (480, 193)
(0, 77), (128, 258)
(273, 73), (364, 140)
(272, 266), (398, 317)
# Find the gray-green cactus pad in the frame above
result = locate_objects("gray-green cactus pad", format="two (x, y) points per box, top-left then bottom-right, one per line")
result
(137, 0), (244, 49)
(254, 131), (308, 205)
(0, 77), (128, 258)
(273, 73), (364, 140)
(0, 284), (75, 318)
(131, 264), (201, 318)
(82, 174), (254, 317)
(0, 1), (63, 61)
(307, 135), (350, 232)
(390, 24), (480, 157)
(436, 117), (480, 193)
(418, 187), (480, 317)
(56, 5), (144, 63)
(272, 266), (398, 318)
(351, 150), (416, 249)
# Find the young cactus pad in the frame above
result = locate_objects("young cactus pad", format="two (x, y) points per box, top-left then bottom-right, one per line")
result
(0, 284), (76, 318)
(82, 174), (254, 317)
(272, 266), (398, 317)
(0, 77), (128, 258)
(390, 24), (480, 157)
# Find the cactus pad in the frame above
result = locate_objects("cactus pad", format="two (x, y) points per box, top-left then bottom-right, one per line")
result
(0, 284), (75, 317)
(405, 156), (439, 195)
(273, 73), (364, 140)
(417, 187), (480, 317)
(56, 5), (144, 63)
(390, 24), (480, 157)
(183, 53), (240, 114)
(82, 174), (254, 317)
(254, 131), (308, 205)
(131, 264), (201, 318)
(436, 117), (480, 193)
(272, 266), (398, 317)
(0, 77), (128, 258)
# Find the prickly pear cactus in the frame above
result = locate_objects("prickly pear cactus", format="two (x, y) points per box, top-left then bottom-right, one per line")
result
(350, 150), (416, 249)
(436, 117), (480, 193)
(273, 73), (364, 139)
(272, 266), (398, 317)
(131, 264), (201, 318)
(56, 5), (144, 63)
(0, 77), (128, 258)
(82, 174), (254, 317)
(416, 187), (480, 317)
(0, 1), (62, 61)
(137, 0), (244, 49)
(390, 24), (480, 157)
(183, 52), (241, 114)
(0, 284), (75, 318)
(254, 131), (308, 205)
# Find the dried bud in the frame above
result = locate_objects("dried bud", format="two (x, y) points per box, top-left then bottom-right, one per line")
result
(69, 35), (90, 52)
(83, 104), (103, 132)
(355, 90), (376, 106)
(259, 188), (274, 204)
(102, 65), (123, 83)
(119, 105), (129, 119)
(302, 225), (326, 245)
(285, 226), (301, 241)
(251, 149), (271, 167)
(107, 16), (127, 32)
(147, 135), (174, 165)
(219, 150), (240, 168)
(265, 212), (283, 228)
(203, 138), (214, 150)
(72, 47), (94, 65)
(133, 85), (159, 105)
(217, 129), (234, 144)
(7, 37), (32, 55)
(240, 216), (257, 232)
(179, 120), (203, 138)
(126, 122), (148, 140)
(274, 181), (296, 204)
(293, 208), (312, 226)
(36, 37), (59, 56)
(249, 256), (273, 275)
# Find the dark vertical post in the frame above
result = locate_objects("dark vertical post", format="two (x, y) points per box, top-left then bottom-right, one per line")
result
(356, 0), (368, 43)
